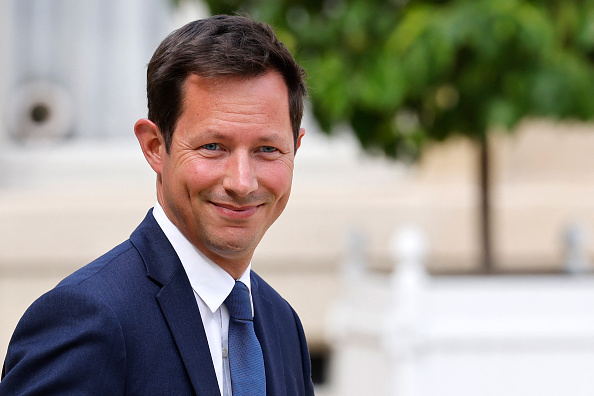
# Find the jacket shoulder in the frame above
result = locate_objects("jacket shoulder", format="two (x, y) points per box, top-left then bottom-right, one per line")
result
(57, 240), (138, 288)
(1, 281), (127, 394)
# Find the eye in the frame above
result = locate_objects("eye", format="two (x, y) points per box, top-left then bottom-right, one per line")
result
(202, 143), (220, 151)
(259, 146), (278, 153)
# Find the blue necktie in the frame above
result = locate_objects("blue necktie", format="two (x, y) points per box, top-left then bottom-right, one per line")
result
(224, 281), (266, 395)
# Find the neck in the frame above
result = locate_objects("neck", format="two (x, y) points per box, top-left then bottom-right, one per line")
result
(206, 253), (251, 280)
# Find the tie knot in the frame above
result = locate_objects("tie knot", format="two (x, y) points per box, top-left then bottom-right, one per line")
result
(224, 281), (252, 321)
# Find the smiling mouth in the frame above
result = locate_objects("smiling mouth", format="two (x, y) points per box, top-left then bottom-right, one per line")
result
(211, 202), (261, 218)
(213, 202), (259, 211)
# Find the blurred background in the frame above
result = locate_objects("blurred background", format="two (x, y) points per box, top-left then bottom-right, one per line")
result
(3, 0), (594, 394)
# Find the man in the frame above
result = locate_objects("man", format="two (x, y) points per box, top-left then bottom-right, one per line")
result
(1, 15), (314, 395)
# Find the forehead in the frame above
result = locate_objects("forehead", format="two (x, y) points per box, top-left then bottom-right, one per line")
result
(182, 71), (288, 101)
(179, 72), (291, 126)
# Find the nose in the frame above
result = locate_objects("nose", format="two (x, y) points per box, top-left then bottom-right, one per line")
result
(222, 151), (258, 197)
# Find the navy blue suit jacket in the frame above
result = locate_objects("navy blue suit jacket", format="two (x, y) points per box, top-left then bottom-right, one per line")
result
(1, 210), (314, 395)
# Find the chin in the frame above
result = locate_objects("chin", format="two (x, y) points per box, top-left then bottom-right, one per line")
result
(208, 237), (258, 259)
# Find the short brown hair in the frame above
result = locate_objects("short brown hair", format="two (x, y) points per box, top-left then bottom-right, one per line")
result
(146, 14), (307, 152)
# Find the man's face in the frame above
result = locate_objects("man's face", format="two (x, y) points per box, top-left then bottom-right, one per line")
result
(156, 71), (303, 276)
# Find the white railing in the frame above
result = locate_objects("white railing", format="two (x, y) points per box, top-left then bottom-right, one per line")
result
(327, 226), (594, 396)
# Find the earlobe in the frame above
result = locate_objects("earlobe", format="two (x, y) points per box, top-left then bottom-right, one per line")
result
(134, 118), (165, 174)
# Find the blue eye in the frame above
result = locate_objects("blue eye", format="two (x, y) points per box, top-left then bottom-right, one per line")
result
(203, 143), (219, 150)
(260, 146), (277, 153)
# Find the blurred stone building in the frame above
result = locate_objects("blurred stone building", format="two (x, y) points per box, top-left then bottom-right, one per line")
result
(2, 0), (594, 394)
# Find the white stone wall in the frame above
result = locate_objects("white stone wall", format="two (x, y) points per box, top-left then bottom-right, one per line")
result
(3, 0), (169, 143)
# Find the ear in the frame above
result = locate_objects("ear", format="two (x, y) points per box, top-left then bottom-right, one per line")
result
(296, 128), (305, 152)
(134, 118), (166, 174)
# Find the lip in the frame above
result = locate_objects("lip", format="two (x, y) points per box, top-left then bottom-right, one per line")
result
(211, 202), (260, 219)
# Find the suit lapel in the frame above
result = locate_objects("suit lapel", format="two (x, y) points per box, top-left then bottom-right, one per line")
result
(157, 269), (219, 395)
(130, 210), (220, 396)
(252, 274), (287, 396)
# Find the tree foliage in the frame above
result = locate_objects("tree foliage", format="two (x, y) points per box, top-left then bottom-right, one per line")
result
(196, 0), (594, 161)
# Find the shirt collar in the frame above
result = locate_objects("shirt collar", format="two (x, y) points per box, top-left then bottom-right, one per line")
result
(152, 202), (252, 313)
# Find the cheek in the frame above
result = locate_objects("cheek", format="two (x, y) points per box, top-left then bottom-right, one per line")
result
(260, 163), (294, 196)
(179, 159), (220, 191)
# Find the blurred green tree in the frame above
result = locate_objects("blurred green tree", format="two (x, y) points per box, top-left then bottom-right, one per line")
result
(176, 0), (594, 272)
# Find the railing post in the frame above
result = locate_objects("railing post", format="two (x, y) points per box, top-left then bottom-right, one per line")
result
(385, 225), (428, 396)
(564, 222), (591, 275)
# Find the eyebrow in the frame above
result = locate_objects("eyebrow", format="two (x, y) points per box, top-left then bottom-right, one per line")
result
(255, 134), (286, 144)
(201, 131), (227, 141)
(201, 130), (288, 144)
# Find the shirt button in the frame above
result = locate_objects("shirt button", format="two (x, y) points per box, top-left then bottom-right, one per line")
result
(222, 348), (228, 358)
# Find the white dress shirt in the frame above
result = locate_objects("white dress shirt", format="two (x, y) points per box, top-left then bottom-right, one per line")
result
(153, 202), (253, 396)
